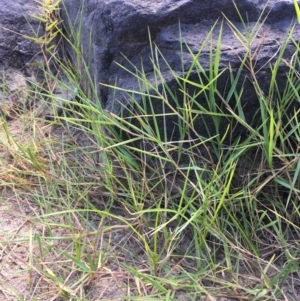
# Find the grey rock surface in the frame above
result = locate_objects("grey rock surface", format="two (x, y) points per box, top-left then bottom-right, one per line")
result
(61, 0), (300, 156)
(0, 0), (44, 114)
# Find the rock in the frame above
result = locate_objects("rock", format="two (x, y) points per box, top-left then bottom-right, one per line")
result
(0, 0), (45, 116)
(61, 0), (300, 162)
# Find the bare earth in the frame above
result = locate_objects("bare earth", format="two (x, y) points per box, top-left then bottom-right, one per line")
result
(1, 110), (300, 301)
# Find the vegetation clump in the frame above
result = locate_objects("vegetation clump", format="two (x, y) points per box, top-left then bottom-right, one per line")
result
(0, 1), (299, 300)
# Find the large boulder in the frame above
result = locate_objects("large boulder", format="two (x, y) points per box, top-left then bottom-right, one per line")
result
(60, 0), (300, 159)
(0, 0), (44, 116)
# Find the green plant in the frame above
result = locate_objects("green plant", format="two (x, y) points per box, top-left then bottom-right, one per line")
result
(0, 1), (299, 300)
(30, 0), (62, 71)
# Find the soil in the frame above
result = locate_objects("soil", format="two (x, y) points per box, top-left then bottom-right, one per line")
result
(1, 107), (300, 301)
(0, 111), (131, 301)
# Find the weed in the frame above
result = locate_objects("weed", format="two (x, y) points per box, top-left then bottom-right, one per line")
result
(0, 1), (300, 300)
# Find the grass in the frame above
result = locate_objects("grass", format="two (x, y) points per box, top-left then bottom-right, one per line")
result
(0, 1), (300, 300)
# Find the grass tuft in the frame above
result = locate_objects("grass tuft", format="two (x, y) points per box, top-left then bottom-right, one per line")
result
(0, 1), (300, 300)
